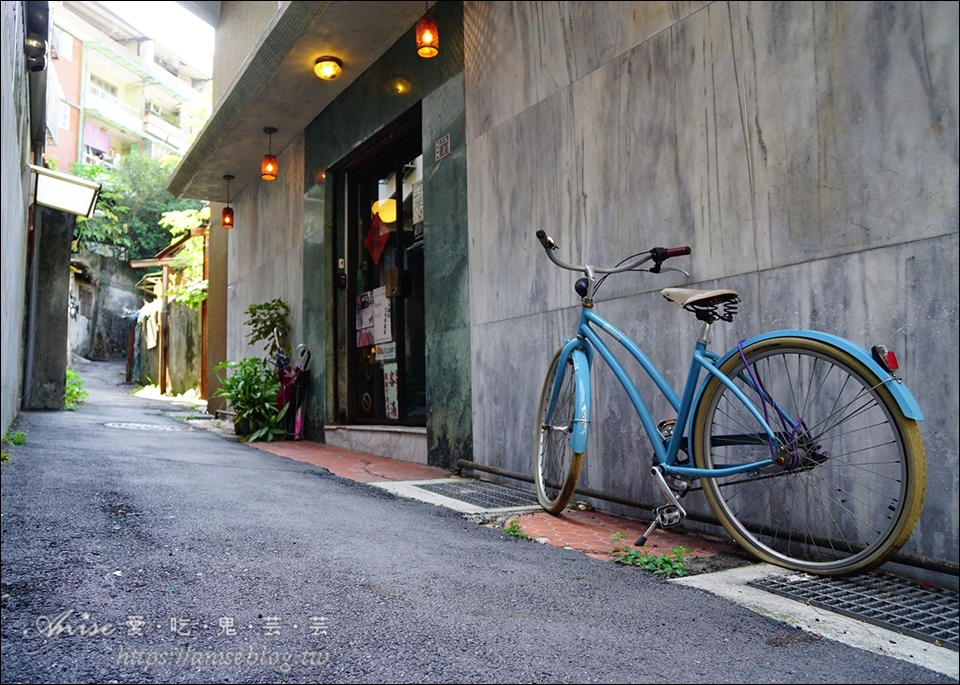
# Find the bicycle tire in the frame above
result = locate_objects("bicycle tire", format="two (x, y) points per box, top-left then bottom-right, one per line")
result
(691, 336), (925, 575)
(533, 347), (586, 514)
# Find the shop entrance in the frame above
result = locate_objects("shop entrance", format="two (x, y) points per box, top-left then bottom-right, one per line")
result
(336, 108), (426, 425)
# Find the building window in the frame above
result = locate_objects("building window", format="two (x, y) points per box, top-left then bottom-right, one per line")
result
(53, 27), (73, 61)
(90, 74), (118, 98)
(59, 101), (71, 131)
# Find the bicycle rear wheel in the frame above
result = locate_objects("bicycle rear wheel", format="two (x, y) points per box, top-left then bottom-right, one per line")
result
(692, 337), (925, 575)
(533, 347), (585, 514)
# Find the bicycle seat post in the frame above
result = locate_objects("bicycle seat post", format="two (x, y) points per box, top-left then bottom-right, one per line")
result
(697, 320), (713, 347)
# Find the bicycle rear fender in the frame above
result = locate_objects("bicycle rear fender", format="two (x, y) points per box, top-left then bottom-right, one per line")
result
(698, 330), (924, 421)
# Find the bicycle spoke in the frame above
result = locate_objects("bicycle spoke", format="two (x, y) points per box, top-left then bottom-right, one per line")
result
(534, 348), (585, 514)
(694, 339), (924, 575)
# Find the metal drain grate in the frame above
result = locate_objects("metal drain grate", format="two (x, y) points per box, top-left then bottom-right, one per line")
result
(749, 572), (959, 651)
(414, 480), (539, 510)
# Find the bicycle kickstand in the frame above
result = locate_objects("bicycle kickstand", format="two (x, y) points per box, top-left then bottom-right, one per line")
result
(635, 466), (687, 547)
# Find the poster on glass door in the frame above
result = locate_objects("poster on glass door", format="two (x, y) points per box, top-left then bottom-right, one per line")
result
(373, 286), (392, 344)
(357, 287), (392, 347)
(383, 362), (398, 420)
(356, 291), (374, 347)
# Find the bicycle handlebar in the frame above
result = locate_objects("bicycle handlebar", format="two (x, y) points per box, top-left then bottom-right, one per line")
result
(535, 230), (690, 274)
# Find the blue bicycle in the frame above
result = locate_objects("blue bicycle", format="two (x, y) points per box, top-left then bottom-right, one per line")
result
(533, 230), (926, 575)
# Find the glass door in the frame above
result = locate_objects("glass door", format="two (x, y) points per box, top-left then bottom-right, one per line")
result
(344, 143), (425, 424)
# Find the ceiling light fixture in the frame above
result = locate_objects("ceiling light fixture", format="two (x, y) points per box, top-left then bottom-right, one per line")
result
(222, 175), (234, 229)
(314, 56), (342, 80)
(261, 127), (278, 181)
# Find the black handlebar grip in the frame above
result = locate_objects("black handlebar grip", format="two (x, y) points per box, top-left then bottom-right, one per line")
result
(665, 246), (691, 258)
(536, 230), (550, 247)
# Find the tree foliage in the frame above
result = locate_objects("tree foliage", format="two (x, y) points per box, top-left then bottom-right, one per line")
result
(70, 153), (202, 260)
(159, 207), (210, 309)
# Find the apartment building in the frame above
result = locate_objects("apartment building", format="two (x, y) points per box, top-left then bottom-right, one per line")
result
(44, 0), (210, 171)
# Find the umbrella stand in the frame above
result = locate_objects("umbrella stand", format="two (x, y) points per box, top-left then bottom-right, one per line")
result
(276, 343), (311, 440)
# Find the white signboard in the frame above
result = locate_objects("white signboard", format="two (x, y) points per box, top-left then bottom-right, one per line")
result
(383, 362), (399, 420)
(375, 342), (396, 361)
(373, 286), (392, 344)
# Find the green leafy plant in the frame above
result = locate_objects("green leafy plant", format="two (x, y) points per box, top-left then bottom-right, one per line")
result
(213, 358), (286, 442)
(245, 401), (289, 443)
(158, 207), (210, 309)
(4, 430), (27, 445)
(504, 518), (532, 540)
(1, 430), (27, 462)
(244, 299), (291, 357)
(610, 532), (690, 576)
(70, 153), (203, 260)
(64, 367), (89, 410)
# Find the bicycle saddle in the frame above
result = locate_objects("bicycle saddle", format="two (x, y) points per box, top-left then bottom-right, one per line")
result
(661, 287), (741, 323)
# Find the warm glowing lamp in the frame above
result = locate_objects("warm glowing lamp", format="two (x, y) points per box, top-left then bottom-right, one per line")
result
(222, 175), (235, 229)
(416, 12), (439, 58)
(372, 199), (397, 224)
(261, 127), (278, 181)
(314, 56), (342, 80)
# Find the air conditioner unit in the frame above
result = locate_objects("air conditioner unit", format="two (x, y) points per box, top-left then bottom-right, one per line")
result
(146, 101), (162, 116)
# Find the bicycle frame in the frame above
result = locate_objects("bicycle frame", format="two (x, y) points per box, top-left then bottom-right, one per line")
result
(551, 305), (782, 481)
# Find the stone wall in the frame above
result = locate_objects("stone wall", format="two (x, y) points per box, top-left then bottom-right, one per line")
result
(134, 300), (202, 396)
(465, 1), (958, 576)
(69, 251), (139, 361)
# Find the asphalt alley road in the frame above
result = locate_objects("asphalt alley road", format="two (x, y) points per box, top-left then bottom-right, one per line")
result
(0, 359), (954, 684)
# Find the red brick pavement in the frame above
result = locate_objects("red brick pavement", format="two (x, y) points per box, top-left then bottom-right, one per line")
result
(504, 508), (734, 561)
(249, 440), (450, 483)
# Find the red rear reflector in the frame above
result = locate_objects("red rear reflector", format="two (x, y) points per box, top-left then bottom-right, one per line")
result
(871, 345), (899, 372)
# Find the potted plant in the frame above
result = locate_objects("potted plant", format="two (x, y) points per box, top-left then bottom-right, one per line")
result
(244, 298), (291, 358)
(213, 357), (288, 442)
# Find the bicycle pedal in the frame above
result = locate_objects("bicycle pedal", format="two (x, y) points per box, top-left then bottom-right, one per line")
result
(654, 504), (683, 529)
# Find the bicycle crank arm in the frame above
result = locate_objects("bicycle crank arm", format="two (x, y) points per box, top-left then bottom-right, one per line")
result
(635, 467), (688, 546)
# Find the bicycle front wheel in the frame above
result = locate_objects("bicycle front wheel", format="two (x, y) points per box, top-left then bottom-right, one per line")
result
(533, 347), (585, 514)
(692, 337), (925, 575)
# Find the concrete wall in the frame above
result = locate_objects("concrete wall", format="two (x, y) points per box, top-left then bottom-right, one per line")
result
(0, 1), (32, 435)
(464, 1), (958, 576)
(69, 252), (139, 360)
(131, 301), (203, 396)
(167, 303), (202, 396)
(205, 0), (282, 414)
(211, 1), (279, 107)
(136, 301), (202, 395)
(25, 207), (73, 409)
(225, 133), (305, 365)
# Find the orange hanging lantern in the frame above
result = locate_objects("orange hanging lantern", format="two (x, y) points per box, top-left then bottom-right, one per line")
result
(261, 127), (278, 181)
(416, 8), (438, 58)
(221, 175), (235, 229)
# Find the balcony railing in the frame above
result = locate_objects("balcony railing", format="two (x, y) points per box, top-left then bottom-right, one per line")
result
(82, 152), (117, 169)
(85, 85), (144, 136)
(87, 85), (140, 118)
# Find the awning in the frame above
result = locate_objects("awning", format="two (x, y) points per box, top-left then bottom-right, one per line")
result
(28, 164), (102, 218)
